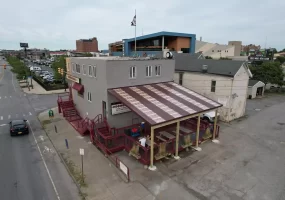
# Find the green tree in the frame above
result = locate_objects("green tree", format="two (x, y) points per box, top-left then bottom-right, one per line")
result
(205, 56), (213, 59)
(51, 55), (67, 81)
(279, 48), (285, 53)
(250, 62), (284, 87)
(275, 56), (285, 64)
(6, 56), (30, 79)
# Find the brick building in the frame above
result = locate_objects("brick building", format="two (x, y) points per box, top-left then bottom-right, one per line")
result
(76, 37), (99, 52)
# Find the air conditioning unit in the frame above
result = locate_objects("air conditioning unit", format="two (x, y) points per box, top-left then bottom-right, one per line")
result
(166, 52), (173, 59)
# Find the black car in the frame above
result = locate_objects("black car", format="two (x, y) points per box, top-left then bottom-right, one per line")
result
(10, 119), (29, 136)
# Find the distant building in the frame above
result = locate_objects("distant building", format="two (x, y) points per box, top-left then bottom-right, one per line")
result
(109, 31), (196, 57)
(76, 37), (99, 53)
(242, 44), (261, 55)
(195, 40), (242, 59)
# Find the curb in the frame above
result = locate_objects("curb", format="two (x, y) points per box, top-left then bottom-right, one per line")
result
(37, 107), (86, 200)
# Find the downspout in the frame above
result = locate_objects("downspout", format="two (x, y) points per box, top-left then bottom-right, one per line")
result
(227, 78), (234, 122)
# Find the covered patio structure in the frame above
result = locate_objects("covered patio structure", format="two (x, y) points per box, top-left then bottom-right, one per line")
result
(108, 82), (222, 170)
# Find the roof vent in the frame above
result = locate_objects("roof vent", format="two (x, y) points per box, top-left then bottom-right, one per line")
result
(202, 65), (208, 73)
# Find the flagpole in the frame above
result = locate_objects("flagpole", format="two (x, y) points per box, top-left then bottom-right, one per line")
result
(135, 9), (137, 56)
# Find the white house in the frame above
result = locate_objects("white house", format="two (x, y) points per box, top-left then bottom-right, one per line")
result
(247, 80), (265, 99)
(174, 54), (252, 122)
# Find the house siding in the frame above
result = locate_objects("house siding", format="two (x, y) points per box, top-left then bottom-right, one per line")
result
(174, 67), (249, 122)
(175, 72), (232, 121)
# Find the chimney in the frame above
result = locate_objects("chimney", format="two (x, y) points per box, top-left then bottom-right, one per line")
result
(202, 65), (208, 73)
(200, 37), (202, 41)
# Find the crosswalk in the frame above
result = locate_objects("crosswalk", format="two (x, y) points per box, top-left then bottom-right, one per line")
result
(0, 112), (33, 120)
(0, 94), (26, 100)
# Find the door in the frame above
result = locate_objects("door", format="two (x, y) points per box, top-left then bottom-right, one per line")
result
(102, 101), (107, 118)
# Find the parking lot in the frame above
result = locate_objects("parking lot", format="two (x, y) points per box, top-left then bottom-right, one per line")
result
(115, 93), (285, 200)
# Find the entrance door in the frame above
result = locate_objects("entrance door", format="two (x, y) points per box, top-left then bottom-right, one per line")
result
(102, 101), (107, 118)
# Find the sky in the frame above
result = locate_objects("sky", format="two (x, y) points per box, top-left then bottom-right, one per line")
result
(0, 0), (284, 51)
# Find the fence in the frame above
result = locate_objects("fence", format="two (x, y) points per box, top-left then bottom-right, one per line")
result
(105, 148), (130, 182)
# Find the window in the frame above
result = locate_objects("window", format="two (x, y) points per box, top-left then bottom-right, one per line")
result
(211, 80), (216, 92)
(76, 64), (81, 73)
(179, 73), (184, 85)
(87, 92), (92, 102)
(67, 63), (70, 72)
(155, 65), (161, 76)
(88, 65), (92, 76)
(72, 63), (76, 72)
(82, 65), (86, 75)
(92, 66), (96, 77)
(129, 66), (136, 78)
(146, 66), (152, 77)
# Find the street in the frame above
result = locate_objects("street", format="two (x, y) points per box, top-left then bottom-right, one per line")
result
(0, 57), (80, 200)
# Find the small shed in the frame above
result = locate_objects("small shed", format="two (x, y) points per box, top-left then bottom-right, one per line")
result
(248, 80), (265, 99)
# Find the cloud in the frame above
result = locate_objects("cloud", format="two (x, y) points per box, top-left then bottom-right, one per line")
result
(0, 0), (284, 50)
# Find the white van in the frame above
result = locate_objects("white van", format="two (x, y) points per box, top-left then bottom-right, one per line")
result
(30, 66), (41, 71)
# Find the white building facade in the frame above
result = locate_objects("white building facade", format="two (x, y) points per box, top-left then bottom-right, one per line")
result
(174, 56), (252, 122)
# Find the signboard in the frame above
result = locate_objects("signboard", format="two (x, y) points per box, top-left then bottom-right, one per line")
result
(66, 73), (80, 83)
(111, 102), (131, 115)
(119, 161), (128, 176)
(80, 148), (84, 155)
(20, 43), (29, 48)
(248, 56), (270, 61)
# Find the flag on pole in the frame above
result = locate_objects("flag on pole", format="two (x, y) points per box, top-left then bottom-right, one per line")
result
(131, 15), (136, 26)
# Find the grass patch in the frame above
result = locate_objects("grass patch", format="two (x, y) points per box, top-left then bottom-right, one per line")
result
(60, 153), (88, 200)
(41, 119), (51, 128)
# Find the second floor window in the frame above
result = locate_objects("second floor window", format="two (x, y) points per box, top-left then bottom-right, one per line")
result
(155, 65), (161, 76)
(93, 66), (96, 77)
(76, 64), (80, 73)
(72, 63), (76, 72)
(82, 65), (86, 75)
(146, 65), (152, 77)
(88, 65), (92, 76)
(130, 66), (136, 78)
(211, 80), (216, 92)
(87, 92), (92, 102)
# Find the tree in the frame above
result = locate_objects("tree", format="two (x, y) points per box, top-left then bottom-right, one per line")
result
(51, 55), (67, 81)
(205, 56), (213, 59)
(84, 53), (93, 57)
(275, 56), (285, 64)
(279, 48), (285, 53)
(250, 62), (284, 87)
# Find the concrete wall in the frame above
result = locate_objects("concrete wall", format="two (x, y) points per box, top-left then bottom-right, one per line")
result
(69, 58), (108, 119)
(106, 59), (175, 88)
(229, 66), (249, 121)
(208, 46), (235, 59)
(106, 94), (143, 128)
(174, 72), (233, 121)
(228, 41), (242, 56)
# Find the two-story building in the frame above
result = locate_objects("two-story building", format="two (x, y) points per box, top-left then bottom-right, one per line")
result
(174, 54), (252, 122)
(64, 56), (222, 169)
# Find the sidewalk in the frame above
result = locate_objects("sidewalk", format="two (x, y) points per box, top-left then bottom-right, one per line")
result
(38, 108), (155, 200)
(21, 78), (68, 94)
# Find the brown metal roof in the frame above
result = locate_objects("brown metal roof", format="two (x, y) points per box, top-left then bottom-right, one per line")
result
(108, 82), (222, 126)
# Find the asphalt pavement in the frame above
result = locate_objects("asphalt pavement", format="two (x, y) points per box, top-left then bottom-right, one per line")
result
(0, 57), (80, 200)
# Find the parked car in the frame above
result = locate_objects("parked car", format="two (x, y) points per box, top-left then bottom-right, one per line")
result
(30, 66), (41, 71)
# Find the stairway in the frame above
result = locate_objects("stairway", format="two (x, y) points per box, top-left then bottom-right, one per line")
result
(63, 107), (81, 122)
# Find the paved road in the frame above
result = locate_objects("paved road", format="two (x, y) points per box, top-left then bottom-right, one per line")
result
(0, 57), (80, 200)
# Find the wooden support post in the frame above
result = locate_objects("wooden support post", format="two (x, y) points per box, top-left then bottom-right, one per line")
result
(174, 121), (180, 160)
(212, 109), (220, 144)
(193, 115), (202, 151)
(148, 126), (156, 171)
